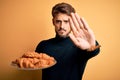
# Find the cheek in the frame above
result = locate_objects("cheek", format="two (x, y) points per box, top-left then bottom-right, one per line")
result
(54, 25), (60, 31)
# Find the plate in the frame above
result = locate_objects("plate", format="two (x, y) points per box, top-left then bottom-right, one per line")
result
(11, 60), (57, 70)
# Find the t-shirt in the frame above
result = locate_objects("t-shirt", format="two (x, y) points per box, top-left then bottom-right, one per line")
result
(35, 35), (100, 80)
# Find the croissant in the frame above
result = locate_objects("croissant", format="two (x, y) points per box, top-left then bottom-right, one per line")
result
(12, 51), (56, 69)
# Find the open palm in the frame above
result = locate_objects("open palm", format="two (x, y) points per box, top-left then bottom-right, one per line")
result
(69, 13), (96, 50)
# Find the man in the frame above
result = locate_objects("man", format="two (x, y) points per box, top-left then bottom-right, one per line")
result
(35, 2), (100, 80)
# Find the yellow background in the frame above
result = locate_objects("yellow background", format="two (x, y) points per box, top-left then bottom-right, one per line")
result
(0, 0), (120, 80)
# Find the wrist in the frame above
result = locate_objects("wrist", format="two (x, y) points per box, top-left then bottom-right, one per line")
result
(86, 45), (101, 52)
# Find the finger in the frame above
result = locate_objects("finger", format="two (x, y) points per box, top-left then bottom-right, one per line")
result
(70, 13), (81, 32)
(74, 13), (84, 29)
(69, 18), (78, 36)
(80, 17), (90, 30)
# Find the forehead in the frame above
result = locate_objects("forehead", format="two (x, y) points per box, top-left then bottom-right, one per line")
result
(54, 13), (70, 20)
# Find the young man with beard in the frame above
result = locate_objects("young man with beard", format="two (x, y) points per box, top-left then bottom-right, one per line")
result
(35, 2), (101, 80)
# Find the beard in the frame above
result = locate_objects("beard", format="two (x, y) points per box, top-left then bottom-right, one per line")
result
(55, 29), (71, 38)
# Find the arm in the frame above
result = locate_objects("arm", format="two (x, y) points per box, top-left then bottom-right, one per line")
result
(84, 41), (100, 59)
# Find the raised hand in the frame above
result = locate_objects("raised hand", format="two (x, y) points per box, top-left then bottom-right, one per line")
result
(69, 13), (100, 51)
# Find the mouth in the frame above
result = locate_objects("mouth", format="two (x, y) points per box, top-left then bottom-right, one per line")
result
(58, 29), (66, 34)
(58, 28), (66, 31)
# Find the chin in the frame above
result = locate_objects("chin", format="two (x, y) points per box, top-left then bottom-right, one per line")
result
(58, 34), (69, 38)
(56, 31), (70, 38)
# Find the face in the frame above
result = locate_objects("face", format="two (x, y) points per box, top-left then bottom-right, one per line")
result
(53, 13), (71, 38)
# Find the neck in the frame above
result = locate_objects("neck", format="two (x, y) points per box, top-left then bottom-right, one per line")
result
(55, 34), (69, 39)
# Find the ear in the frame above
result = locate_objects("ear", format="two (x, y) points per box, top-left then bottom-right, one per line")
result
(52, 18), (55, 25)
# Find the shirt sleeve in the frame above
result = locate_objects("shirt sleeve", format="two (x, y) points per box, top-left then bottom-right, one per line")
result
(80, 41), (100, 60)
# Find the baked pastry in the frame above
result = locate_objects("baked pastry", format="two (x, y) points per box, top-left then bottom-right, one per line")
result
(12, 51), (56, 69)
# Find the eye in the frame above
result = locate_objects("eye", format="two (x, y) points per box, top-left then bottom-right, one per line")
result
(64, 20), (69, 23)
(55, 20), (61, 24)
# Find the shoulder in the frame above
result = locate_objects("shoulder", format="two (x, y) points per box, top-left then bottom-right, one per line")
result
(35, 38), (55, 52)
(39, 38), (55, 45)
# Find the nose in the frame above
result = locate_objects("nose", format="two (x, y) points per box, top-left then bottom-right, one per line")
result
(60, 22), (64, 29)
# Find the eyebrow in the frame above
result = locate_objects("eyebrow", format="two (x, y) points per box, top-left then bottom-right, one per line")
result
(55, 19), (69, 22)
(64, 19), (69, 21)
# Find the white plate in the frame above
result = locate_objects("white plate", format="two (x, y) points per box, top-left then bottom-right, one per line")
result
(11, 60), (57, 70)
